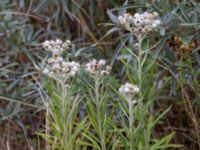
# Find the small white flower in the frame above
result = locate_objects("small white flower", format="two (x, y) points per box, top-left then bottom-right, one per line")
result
(52, 49), (59, 54)
(70, 61), (77, 66)
(62, 67), (69, 73)
(124, 13), (132, 22)
(144, 19), (152, 25)
(145, 13), (154, 19)
(151, 23), (157, 28)
(134, 18), (143, 26)
(43, 68), (49, 75)
(51, 57), (60, 64)
(49, 40), (57, 46)
(62, 40), (71, 49)
(55, 39), (63, 45)
(55, 45), (62, 51)
(143, 12), (149, 18)
(154, 20), (161, 25)
(124, 87), (130, 93)
(106, 65), (112, 71)
(142, 27), (151, 33)
(134, 13), (140, 18)
(99, 59), (106, 66)
(64, 40), (71, 45)
(119, 87), (123, 93)
(133, 86), (140, 93)
(139, 14), (145, 20)
(62, 62), (68, 67)
(48, 71), (54, 76)
(118, 16), (126, 24)
(86, 67), (91, 72)
(48, 58), (55, 64)
(57, 56), (63, 62)
(52, 63), (60, 71)
(100, 70), (109, 76)
(72, 66), (79, 72)
(153, 12), (159, 17)
(42, 41), (51, 50)
(69, 70), (76, 77)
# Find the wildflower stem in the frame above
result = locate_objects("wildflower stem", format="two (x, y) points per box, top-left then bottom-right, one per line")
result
(60, 79), (73, 150)
(95, 77), (106, 150)
(138, 34), (143, 89)
(128, 99), (133, 150)
(45, 102), (51, 150)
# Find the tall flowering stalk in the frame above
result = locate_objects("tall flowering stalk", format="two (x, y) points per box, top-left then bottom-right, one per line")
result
(107, 10), (181, 149)
(117, 11), (162, 88)
(83, 59), (111, 150)
(119, 83), (140, 150)
(38, 39), (84, 150)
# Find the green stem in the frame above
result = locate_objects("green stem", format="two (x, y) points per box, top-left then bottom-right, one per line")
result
(128, 100), (133, 150)
(60, 79), (73, 150)
(137, 34), (151, 150)
(138, 34), (143, 90)
(45, 103), (51, 150)
(95, 77), (106, 150)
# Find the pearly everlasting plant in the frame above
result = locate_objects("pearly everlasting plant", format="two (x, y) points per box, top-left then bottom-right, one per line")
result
(107, 8), (180, 150)
(79, 59), (114, 150)
(39, 39), (84, 150)
(37, 5), (180, 150)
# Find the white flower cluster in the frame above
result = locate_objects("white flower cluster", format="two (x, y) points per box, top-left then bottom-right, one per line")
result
(117, 12), (161, 34)
(42, 39), (71, 57)
(42, 39), (80, 78)
(43, 58), (80, 78)
(119, 83), (140, 96)
(41, 40), (113, 78)
(84, 59), (111, 76)
(62, 61), (80, 76)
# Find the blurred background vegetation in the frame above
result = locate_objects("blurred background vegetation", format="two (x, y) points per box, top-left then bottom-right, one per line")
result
(0, 0), (199, 149)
